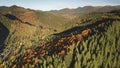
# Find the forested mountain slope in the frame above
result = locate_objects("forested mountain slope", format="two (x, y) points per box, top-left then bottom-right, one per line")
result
(0, 7), (119, 68)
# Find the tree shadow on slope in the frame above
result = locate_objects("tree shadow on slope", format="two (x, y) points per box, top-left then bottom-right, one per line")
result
(4, 14), (22, 21)
(0, 22), (9, 51)
(4, 14), (36, 26)
(54, 18), (120, 38)
(109, 10), (120, 17)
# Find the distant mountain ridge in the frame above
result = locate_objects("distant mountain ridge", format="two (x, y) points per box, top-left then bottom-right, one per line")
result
(50, 5), (120, 13)
(49, 5), (120, 19)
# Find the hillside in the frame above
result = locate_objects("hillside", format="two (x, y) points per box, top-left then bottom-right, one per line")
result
(0, 6), (69, 64)
(0, 5), (120, 68)
(0, 5), (68, 33)
(0, 5), (69, 52)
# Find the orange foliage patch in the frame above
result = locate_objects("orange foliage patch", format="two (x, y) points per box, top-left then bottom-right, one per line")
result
(19, 24), (26, 29)
(82, 29), (91, 37)
(68, 34), (76, 44)
(12, 64), (17, 68)
(26, 49), (32, 53)
(75, 34), (83, 41)
(10, 56), (16, 60)
(98, 22), (105, 27)
(26, 59), (32, 64)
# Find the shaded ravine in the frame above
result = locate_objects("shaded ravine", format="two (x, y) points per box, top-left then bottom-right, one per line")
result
(0, 22), (9, 51)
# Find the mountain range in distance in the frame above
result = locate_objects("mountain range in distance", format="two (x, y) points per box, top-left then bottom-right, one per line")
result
(49, 5), (120, 19)
(1, 5), (120, 20)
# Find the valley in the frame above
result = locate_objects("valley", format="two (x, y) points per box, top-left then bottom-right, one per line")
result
(0, 5), (120, 68)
